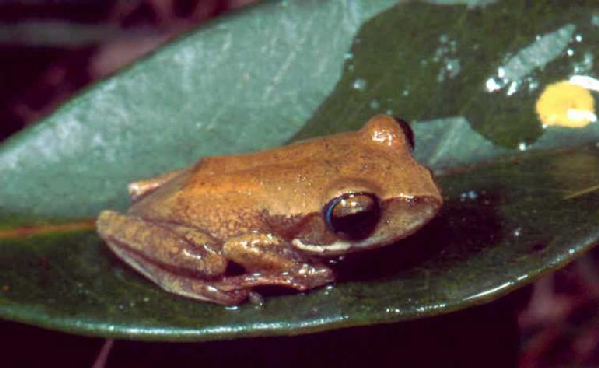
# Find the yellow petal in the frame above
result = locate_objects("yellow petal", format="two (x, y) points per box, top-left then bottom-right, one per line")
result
(535, 80), (596, 128)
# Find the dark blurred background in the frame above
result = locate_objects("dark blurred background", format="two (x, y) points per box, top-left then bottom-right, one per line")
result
(0, 0), (257, 142)
(1, 1), (599, 367)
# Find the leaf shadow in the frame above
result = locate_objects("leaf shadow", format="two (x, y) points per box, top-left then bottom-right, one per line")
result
(333, 189), (504, 282)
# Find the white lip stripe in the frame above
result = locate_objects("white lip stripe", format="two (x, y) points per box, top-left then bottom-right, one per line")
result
(291, 236), (383, 254)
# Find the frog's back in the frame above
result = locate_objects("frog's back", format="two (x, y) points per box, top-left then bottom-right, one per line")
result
(127, 115), (421, 239)
(191, 133), (355, 175)
(127, 166), (273, 240)
(127, 134), (360, 239)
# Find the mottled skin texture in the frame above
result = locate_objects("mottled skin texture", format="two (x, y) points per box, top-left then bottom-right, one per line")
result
(96, 115), (443, 305)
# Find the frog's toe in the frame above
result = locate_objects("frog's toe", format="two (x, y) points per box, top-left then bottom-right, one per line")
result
(181, 280), (249, 305)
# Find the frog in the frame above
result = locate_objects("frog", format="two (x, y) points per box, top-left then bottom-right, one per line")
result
(96, 115), (442, 305)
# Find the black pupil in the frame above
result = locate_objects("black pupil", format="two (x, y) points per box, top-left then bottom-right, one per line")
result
(392, 116), (415, 150)
(324, 192), (381, 240)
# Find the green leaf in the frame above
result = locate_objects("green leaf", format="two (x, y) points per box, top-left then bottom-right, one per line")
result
(1, 0), (599, 340)
(1, 145), (598, 340)
(294, 0), (599, 151)
(0, 0), (397, 219)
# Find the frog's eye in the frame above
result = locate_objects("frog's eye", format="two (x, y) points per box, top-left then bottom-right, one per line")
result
(392, 117), (415, 151)
(323, 192), (381, 240)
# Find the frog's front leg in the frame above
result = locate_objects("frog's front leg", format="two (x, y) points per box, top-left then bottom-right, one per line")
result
(219, 234), (334, 292)
(97, 211), (247, 305)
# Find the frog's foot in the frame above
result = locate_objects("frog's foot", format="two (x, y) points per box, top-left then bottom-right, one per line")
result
(220, 234), (335, 292)
(215, 264), (334, 293)
(109, 242), (248, 305)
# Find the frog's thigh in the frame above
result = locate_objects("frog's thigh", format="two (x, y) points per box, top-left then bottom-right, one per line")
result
(112, 244), (247, 304)
(97, 211), (227, 276)
(98, 211), (247, 304)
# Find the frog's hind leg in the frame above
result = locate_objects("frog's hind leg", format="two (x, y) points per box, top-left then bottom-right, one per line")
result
(109, 243), (247, 305)
(97, 211), (247, 305)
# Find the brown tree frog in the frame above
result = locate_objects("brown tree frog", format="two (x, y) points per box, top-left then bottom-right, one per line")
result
(97, 115), (442, 305)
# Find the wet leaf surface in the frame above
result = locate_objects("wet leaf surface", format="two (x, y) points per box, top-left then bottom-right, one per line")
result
(1, 0), (599, 340)
(1, 145), (598, 340)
